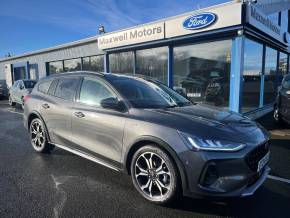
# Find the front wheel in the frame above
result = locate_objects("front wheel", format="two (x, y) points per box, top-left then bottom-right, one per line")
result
(131, 145), (180, 205)
(30, 118), (54, 153)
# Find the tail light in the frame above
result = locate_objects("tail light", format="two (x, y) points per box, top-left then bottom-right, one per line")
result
(23, 95), (31, 104)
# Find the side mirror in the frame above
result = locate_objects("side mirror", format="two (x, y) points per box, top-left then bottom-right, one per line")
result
(100, 97), (124, 111)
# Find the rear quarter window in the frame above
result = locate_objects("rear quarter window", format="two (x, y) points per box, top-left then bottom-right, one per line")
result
(38, 80), (52, 94)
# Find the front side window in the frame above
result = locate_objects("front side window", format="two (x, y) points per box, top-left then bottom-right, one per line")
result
(173, 40), (231, 108)
(264, 46), (278, 105)
(79, 78), (115, 106)
(54, 77), (79, 101)
(109, 52), (134, 74)
(241, 38), (263, 112)
(136, 47), (168, 84)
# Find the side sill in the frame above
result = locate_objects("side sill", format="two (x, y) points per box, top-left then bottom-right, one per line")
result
(53, 143), (121, 172)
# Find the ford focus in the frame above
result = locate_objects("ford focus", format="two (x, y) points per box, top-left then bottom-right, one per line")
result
(23, 72), (270, 204)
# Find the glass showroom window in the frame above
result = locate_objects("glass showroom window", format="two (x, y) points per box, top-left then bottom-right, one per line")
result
(264, 46), (278, 105)
(64, 58), (82, 72)
(241, 39), (263, 113)
(109, 52), (134, 74)
(136, 47), (168, 85)
(82, 55), (104, 72)
(29, 64), (39, 80)
(173, 40), (231, 108)
(49, 61), (64, 74)
(278, 52), (288, 84)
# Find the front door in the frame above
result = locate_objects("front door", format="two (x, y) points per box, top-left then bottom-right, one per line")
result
(71, 77), (126, 165)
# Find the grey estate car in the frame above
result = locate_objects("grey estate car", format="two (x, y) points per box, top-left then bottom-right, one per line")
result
(23, 72), (270, 204)
(9, 79), (37, 109)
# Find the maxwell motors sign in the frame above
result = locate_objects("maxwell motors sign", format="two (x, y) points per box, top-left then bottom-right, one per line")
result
(98, 22), (165, 50)
(246, 5), (288, 45)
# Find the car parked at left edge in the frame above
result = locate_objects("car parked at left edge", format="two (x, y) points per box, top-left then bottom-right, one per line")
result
(9, 79), (37, 109)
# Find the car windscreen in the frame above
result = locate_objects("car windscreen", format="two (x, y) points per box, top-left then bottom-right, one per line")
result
(23, 81), (37, 89)
(109, 77), (191, 109)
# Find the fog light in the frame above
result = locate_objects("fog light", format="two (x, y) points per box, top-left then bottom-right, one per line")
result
(201, 164), (218, 187)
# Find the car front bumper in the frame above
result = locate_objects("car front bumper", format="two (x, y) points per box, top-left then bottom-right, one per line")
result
(178, 141), (270, 198)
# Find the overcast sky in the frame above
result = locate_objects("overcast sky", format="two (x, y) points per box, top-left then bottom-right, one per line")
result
(0, 0), (228, 57)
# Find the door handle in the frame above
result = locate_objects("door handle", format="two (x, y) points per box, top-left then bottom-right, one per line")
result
(42, 103), (50, 109)
(74, 111), (85, 118)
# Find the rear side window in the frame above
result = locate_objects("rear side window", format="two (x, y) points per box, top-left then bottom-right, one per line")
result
(54, 77), (79, 101)
(38, 80), (52, 94)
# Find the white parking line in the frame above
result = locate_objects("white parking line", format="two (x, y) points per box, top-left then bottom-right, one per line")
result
(6, 109), (23, 115)
(268, 175), (290, 184)
(0, 108), (23, 115)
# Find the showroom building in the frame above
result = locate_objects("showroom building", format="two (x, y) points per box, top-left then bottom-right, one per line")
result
(0, 0), (289, 118)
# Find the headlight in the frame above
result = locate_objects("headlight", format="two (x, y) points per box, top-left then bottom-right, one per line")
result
(178, 131), (246, 152)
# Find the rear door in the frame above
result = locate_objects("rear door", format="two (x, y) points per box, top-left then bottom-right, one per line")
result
(280, 75), (290, 121)
(40, 76), (81, 147)
(71, 76), (126, 165)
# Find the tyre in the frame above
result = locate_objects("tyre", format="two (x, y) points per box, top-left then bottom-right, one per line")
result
(29, 118), (54, 153)
(9, 95), (15, 106)
(131, 145), (180, 205)
(273, 105), (284, 126)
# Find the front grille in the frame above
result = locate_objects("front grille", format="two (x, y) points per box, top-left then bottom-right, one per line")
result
(246, 141), (269, 172)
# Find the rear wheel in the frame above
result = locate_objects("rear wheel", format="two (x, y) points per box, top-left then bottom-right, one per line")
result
(9, 95), (15, 106)
(131, 145), (180, 205)
(30, 118), (54, 153)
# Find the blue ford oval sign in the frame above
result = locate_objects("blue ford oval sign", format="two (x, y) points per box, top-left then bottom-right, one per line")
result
(183, 12), (216, 30)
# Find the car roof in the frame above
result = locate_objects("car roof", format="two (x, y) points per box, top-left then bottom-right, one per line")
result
(16, 79), (37, 82)
(43, 71), (162, 83)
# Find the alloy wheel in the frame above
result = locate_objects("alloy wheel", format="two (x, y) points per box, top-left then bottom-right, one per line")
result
(134, 152), (171, 200)
(30, 120), (46, 151)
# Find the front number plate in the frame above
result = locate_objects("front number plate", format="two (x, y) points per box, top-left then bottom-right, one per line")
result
(257, 152), (270, 172)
